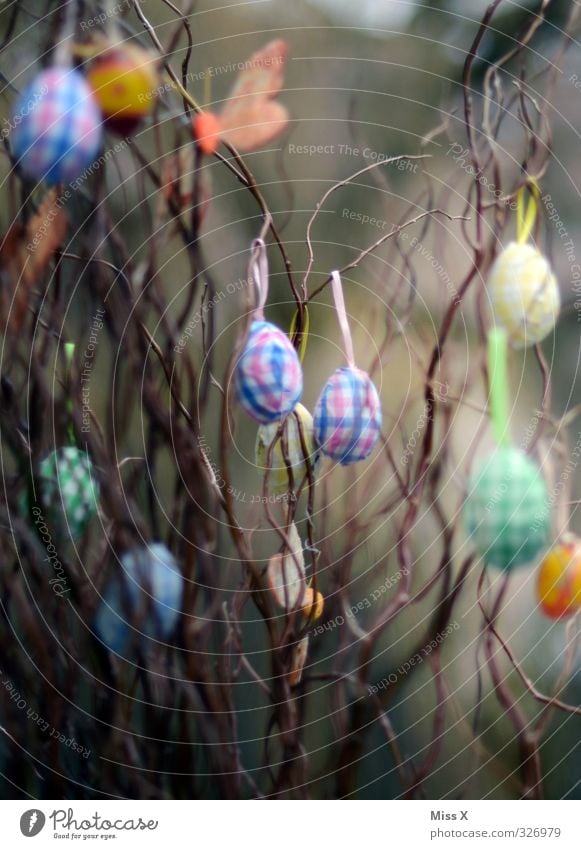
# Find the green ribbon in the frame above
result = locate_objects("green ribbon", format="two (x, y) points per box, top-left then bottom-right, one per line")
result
(487, 328), (509, 445)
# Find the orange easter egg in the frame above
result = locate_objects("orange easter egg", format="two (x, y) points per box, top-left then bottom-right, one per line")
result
(537, 539), (581, 619)
(192, 112), (222, 155)
(87, 44), (159, 134)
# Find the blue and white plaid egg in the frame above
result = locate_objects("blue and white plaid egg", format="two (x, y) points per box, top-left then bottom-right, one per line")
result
(11, 67), (102, 185)
(234, 320), (303, 424)
(313, 367), (382, 464)
(94, 543), (183, 655)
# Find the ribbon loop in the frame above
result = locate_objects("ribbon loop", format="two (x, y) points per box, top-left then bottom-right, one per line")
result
(487, 327), (510, 446)
(289, 305), (310, 363)
(330, 271), (355, 369)
(251, 238), (269, 319)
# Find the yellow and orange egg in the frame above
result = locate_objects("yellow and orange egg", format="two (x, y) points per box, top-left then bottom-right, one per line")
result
(86, 44), (159, 134)
(536, 538), (581, 619)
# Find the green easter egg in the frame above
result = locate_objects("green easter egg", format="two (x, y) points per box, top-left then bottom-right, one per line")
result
(464, 446), (550, 570)
(24, 447), (99, 540)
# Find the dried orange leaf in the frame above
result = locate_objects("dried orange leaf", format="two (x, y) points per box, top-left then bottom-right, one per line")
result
(193, 40), (289, 154)
(26, 189), (68, 274)
(227, 40), (288, 104)
(0, 191), (68, 333)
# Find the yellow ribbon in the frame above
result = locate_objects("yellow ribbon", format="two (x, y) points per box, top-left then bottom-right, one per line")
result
(516, 178), (540, 244)
(289, 305), (310, 364)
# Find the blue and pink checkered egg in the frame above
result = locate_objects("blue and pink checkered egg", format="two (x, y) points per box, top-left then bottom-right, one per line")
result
(235, 320), (303, 423)
(11, 67), (102, 185)
(313, 367), (381, 464)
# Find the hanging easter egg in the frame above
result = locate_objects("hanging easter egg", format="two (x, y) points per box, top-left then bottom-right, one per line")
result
(313, 271), (382, 465)
(464, 446), (550, 570)
(11, 67), (102, 185)
(28, 446), (99, 540)
(537, 538), (581, 619)
(266, 523), (306, 609)
(488, 242), (560, 348)
(313, 366), (382, 464)
(255, 403), (318, 493)
(94, 543), (183, 655)
(86, 44), (159, 134)
(235, 320), (302, 424)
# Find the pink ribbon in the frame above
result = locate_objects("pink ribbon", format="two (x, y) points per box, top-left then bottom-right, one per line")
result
(331, 270), (355, 368)
(251, 238), (269, 319)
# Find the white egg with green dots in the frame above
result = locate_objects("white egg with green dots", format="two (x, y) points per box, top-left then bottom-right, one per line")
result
(22, 446), (99, 540)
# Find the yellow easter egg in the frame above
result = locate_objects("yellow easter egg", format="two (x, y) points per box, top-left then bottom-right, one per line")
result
(488, 242), (560, 348)
(87, 44), (159, 134)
